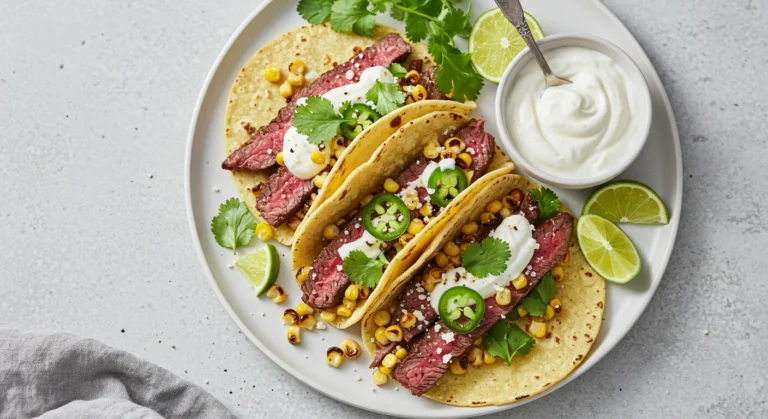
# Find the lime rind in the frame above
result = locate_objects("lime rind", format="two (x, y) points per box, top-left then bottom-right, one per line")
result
(235, 244), (280, 296)
(582, 180), (669, 225)
(577, 214), (641, 284)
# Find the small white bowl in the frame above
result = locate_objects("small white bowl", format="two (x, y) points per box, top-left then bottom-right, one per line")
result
(495, 34), (652, 189)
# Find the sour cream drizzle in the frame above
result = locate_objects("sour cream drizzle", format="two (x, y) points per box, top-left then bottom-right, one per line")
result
(338, 230), (384, 261)
(283, 66), (396, 180)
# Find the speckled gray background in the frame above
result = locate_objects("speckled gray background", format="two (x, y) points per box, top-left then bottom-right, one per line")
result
(1, 0), (765, 418)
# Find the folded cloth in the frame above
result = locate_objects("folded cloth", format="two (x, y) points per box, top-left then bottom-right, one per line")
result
(0, 330), (235, 419)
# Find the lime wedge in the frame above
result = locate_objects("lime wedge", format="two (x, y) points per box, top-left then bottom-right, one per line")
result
(469, 8), (544, 83)
(235, 244), (279, 296)
(583, 181), (669, 224)
(577, 214), (641, 284)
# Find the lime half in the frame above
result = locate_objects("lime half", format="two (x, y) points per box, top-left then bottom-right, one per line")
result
(577, 214), (641, 284)
(235, 244), (279, 296)
(469, 8), (544, 83)
(583, 181), (669, 224)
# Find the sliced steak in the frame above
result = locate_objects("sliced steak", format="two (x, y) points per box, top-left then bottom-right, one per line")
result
(223, 33), (412, 172)
(458, 119), (495, 179)
(391, 212), (574, 396)
(255, 166), (315, 226)
(421, 67), (447, 100)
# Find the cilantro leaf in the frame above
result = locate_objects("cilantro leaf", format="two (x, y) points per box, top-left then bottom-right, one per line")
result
(211, 198), (256, 254)
(441, 7), (469, 39)
(342, 251), (387, 287)
(388, 63), (408, 78)
(297, 0), (334, 24)
(533, 273), (557, 304)
(293, 96), (352, 145)
(370, 0), (393, 13)
(404, 12), (428, 42)
(366, 80), (406, 115)
(353, 13), (377, 37)
(461, 237), (511, 279)
(434, 50), (484, 101)
(507, 324), (535, 357)
(531, 187), (561, 222)
(330, 0), (376, 36)
(484, 321), (535, 366)
(521, 296), (546, 317)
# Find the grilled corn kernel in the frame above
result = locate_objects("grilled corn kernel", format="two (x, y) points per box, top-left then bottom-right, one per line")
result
(296, 302), (314, 316)
(440, 149), (456, 160)
(486, 200), (503, 214)
(378, 365), (392, 375)
(499, 207), (512, 219)
(333, 145), (346, 159)
(529, 320), (547, 338)
(296, 266), (310, 282)
(372, 370), (388, 385)
(395, 347), (408, 359)
(287, 325), (301, 345)
(444, 137), (465, 154)
(340, 339), (362, 359)
(468, 347), (484, 367)
(419, 203), (433, 217)
(423, 268), (443, 293)
(410, 84), (428, 102)
(562, 252), (570, 264)
(495, 288), (512, 306)
(464, 169), (475, 183)
(320, 310), (337, 322)
(385, 325), (403, 342)
(473, 337), (483, 346)
(298, 313), (317, 330)
(435, 252), (450, 268)
(517, 306), (528, 318)
(400, 312), (416, 329)
(279, 81), (293, 98)
(407, 219), (425, 235)
(404, 70), (420, 85)
(449, 255), (461, 267)
(256, 223), (274, 241)
(544, 305), (556, 320)
(423, 142), (439, 159)
(443, 241), (460, 257)
(549, 298), (562, 314)
(382, 353), (398, 369)
(373, 311), (391, 327)
(344, 284), (359, 301)
(336, 217), (346, 226)
(398, 233), (415, 247)
(323, 224), (339, 240)
(512, 273), (528, 290)
(282, 309), (299, 325)
(383, 178), (400, 193)
(361, 194), (374, 206)
(483, 350), (497, 364)
(480, 212), (497, 225)
(287, 72), (305, 87)
(461, 221), (479, 235)
(423, 278), (437, 293)
(405, 96), (415, 105)
(343, 298), (357, 310)
(266, 285), (286, 303)
(450, 356), (469, 375)
(275, 152), (285, 166)
(374, 327), (389, 345)
(313, 172), (328, 189)
(551, 265), (565, 282)
(456, 152), (472, 169)
(388, 304), (397, 314)
(310, 151), (326, 165)
(326, 347), (344, 367)
(289, 59), (306, 75)
(264, 65), (282, 82)
(336, 306), (352, 317)
(358, 286), (370, 299)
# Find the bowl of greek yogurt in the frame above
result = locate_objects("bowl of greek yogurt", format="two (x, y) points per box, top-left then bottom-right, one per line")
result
(495, 34), (652, 189)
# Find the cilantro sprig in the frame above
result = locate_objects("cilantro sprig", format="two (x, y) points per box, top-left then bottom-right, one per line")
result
(366, 80), (406, 115)
(461, 237), (511, 279)
(298, 0), (484, 101)
(483, 321), (535, 365)
(211, 198), (257, 254)
(520, 273), (556, 316)
(531, 187), (561, 222)
(293, 97), (355, 145)
(342, 250), (388, 287)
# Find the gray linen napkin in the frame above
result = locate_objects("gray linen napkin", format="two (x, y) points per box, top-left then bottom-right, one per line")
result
(0, 330), (235, 419)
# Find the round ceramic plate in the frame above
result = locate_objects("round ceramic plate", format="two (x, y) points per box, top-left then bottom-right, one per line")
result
(185, 0), (681, 417)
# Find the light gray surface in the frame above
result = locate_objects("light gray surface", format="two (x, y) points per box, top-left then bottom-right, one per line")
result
(0, 0), (764, 418)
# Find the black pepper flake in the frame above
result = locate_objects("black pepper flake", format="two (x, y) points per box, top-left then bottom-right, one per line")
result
(120, 329), (125, 333)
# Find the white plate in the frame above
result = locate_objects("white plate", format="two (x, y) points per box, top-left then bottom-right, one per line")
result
(185, 0), (682, 417)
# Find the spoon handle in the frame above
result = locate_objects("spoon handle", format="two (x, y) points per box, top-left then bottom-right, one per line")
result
(493, 0), (557, 81)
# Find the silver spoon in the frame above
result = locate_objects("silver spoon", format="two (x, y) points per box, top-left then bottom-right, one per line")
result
(494, 0), (571, 88)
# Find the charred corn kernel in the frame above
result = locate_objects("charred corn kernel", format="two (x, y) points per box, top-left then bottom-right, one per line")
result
(279, 81), (293, 98)
(326, 347), (344, 367)
(382, 353), (398, 369)
(483, 350), (497, 364)
(275, 152), (285, 165)
(296, 266), (310, 282)
(344, 284), (359, 301)
(461, 221), (479, 235)
(399, 312), (416, 328)
(551, 265), (565, 282)
(289, 59), (306, 75)
(398, 233), (414, 247)
(395, 347), (408, 359)
(256, 223), (274, 241)
(313, 172), (328, 189)
(374, 327), (389, 345)
(423, 278), (437, 293)
(385, 325), (403, 342)
(340, 339), (362, 359)
(336, 306), (352, 317)
(423, 268), (443, 292)
(456, 152), (472, 169)
(410, 84), (428, 101)
(329, 157), (337, 166)
(299, 313), (317, 330)
(419, 204), (433, 218)
(512, 273), (528, 290)
(264, 65), (282, 83)
(495, 288), (512, 306)
(499, 207), (512, 219)
(423, 142), (439, 159)
(440, 149), (456, 160)
(333, 146), (346, 159)
(404, 70), (420, 85)
(287, 71), (305, 87)
(544, 305), (556, 320)
(378, 365), (392, 375)
(549, 298), (562, 314)
(343, 298), (357, 310)
(473, 337), (483, 346)
(323, 224), (339, 240)
(444, 137), (465, 154)
(407, 219), (425, 235)
(468, 347), (484, 367)
(282, 309), (299, 325)
(358, 286), (370, 299)
(450, 356), (469, 375)
(287, 325), (301, 345)
(486, 200), (503, 214)
(296, 302), (314, 316)
(310, 151), (326, 165)
(393, 243), (403, 253)
(464, 169), (475, 183)
(320, 310), (337, 323)
(372, 370), (388, 385)
(517, 306), (528, 318)
(435, 252), (450, 268)
(383, 178), (399, 193)
(443, 241), (460, 257)
(405, 96), (415, 105)
(449, 255), (461, 266)
(480, 212), (497, 225)
(529, 320), (547, 338)
(266, 285), (286, 303)
(562, 252), (570, 264)
(362, 194), (374, 206)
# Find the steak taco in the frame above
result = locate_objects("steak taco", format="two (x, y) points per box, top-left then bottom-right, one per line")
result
(360, 174), (605, 405)
(223, 23), (473, 245)
(291, 111), (515, 329)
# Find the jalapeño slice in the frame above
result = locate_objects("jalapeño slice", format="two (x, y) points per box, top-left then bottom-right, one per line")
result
(438, 286), (485, 333)
(428, 166), (469, 207)
(340, 103), (381, 140)
(362, 193), (410, 241)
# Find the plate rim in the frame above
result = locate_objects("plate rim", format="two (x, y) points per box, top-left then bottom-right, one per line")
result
(184, 0), (683, 416)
